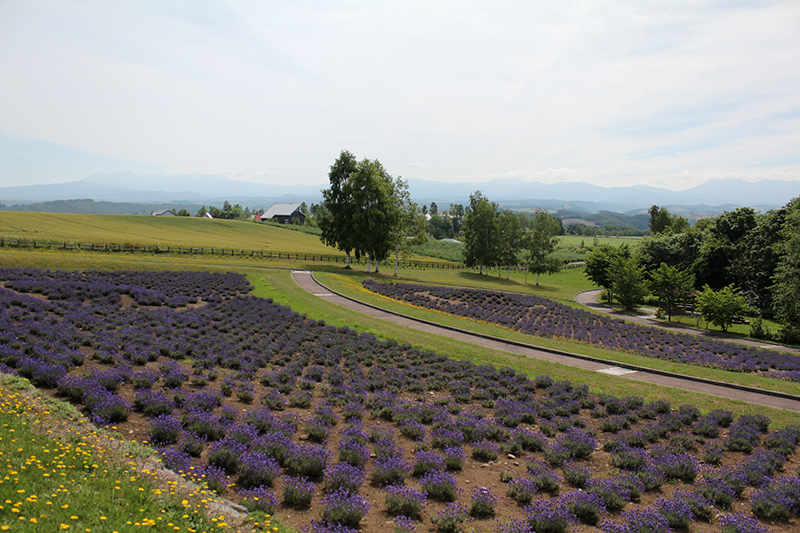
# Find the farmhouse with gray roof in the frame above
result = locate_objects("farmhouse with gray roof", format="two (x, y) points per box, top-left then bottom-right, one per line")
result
(260, 203), (306, 224)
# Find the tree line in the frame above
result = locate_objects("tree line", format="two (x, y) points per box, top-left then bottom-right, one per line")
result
(317, 151), (565, 284)
(585, 201), (800, 342)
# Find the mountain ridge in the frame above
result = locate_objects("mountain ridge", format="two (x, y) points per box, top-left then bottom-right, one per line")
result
(1, 172), (799, 214)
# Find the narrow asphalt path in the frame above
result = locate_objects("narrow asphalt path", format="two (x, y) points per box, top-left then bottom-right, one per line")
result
(292, 270), (800, 413)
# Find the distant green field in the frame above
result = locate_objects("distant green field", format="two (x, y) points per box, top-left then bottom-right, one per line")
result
(0, 212), (452, 263)
(558, 235), (643, 248)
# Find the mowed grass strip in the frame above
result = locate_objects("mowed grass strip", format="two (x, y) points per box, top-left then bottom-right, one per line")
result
(0, 375), (290, 533)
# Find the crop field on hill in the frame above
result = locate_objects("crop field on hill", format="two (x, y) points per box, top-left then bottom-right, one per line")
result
(2, 267), (800, 533)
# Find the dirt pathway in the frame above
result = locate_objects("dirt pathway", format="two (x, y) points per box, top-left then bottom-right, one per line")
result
(292, 271), (800, 413)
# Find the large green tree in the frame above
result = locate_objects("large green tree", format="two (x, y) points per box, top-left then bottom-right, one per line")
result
(772, 198), (800, 332)
(319, 150), (359, 267)
(348, 158), (403, 272)
(524, 210), (561, 285)
(647, 262), (695, 321)
(462, 191), (500, 275)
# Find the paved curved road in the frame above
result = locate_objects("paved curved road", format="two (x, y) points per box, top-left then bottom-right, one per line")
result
(292, 271), (800, 413)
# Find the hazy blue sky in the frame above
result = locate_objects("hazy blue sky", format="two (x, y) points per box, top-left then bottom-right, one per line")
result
(1, 1), (799, 189)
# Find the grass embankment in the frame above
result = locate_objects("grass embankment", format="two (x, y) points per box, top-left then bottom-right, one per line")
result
(0, 375), (288, 533)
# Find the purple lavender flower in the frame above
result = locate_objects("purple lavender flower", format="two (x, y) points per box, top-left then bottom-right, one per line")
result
(719, 513), (769, 533)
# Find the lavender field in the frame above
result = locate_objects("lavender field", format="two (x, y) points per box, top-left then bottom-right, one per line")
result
(363, 280), (800, 383)
(1, 267), (799, 533)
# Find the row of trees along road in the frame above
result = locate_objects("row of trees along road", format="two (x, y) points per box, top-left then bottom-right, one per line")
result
(318, 151), (427, 275)
(585, 198), (800, 342)
(462, 191), (563, 284)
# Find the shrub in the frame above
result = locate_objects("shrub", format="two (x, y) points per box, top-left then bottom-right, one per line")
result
(286, 443), (330, 479)
(525, 497), (576, 533)
(413, 450), (445, 477)
(469, 486), (497, 519)
(370, 456), (411, 487)
(430, 503), (469, 533)
(321, 488), (370, 529)
(384, 485), (427, 518)
(600, 508), (669, 533)
(420, 470), (460, 502)
(283, 476), (315, 507)
(149, 414), (182, 444)
(238, 452), (280, 488)
(471, 439), (500, 462)
(443, 446), (465, 471)
(240, 486), (278, 514)
(564, 490), (606, 526)
(207, 438), (247, 475)
(719, 513), (769, 533)
(526, 458), (560, 493)
(338, 440), (370, 468)
(563, 462), (592, 488)
(654, 497), (694, 530)
(750, 476), (800, 520)
(324, 463), (365, 495)
(506, 477), (537, 505)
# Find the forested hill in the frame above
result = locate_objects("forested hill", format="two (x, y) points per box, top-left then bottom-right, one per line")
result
(0, 198), (201, 215)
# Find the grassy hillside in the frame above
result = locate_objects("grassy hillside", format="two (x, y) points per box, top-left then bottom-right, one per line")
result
(0, 212), (458, 264)
(0, 212), (334, 252)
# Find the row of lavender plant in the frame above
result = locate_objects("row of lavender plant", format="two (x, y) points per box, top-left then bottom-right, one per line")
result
(1, 267), (799, 533)
(363, 279), (800, 382)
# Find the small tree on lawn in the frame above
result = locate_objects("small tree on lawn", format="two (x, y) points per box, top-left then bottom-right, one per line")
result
(696, 283), (748, 332)
(390, 179), (427, 276)
(610, 255), (646, 311)
(584, 244), (631, 303)
(648, 262), (695, 321)
(497, 209), (524, 279)
(525, 210), (562, 285)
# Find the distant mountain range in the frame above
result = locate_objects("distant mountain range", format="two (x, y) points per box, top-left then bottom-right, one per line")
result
(1, 172), (799, 215)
